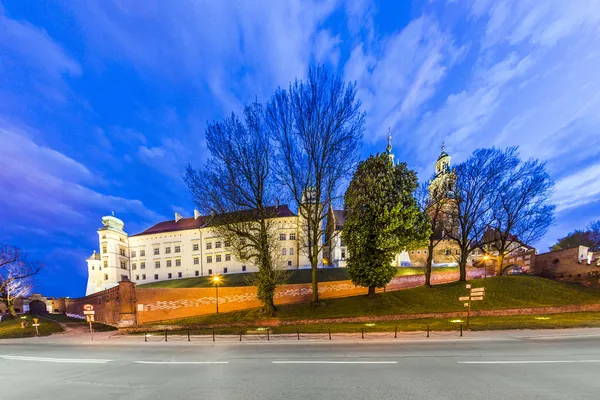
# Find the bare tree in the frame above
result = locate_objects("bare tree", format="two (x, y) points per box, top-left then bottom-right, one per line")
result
(416, 178), (451, 287)
(184, 101), (286, 315)
(266, 65), (365, 304)
(0, 244), (40, 318)
(489, 158), (555, 275)
(444, 147), (519, 281)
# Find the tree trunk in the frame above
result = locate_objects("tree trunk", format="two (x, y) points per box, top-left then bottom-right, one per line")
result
(368, 286), (376, 297)
(263, 299), (276, 316)
(425, 243), (434, 288)
(496, 253), (505, 276)
(459, 250), (468, 282)
(311, 262), (319, 304)
(8, 301), (17, 318)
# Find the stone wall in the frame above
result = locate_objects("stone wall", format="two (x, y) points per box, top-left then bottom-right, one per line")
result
(534, 247), (600, 281)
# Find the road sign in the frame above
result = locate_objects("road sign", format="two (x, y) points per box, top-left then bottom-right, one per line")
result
(466, 284), (472, 289)
(459, 296), (471, 301)
(464, 303), (469, 307)
(83, 310), (95, 315)
(86, 315), (95, 322)
(471, 287), (485, 293)
(471, 296), (484, 301)
(32, 324), (40, 327)
(33, 318), (39, 324)
(83, 304), (94, 311)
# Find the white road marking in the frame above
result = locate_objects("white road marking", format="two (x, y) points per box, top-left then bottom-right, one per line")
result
(459, 360), (600, 364)
(272, 361), (398, 364)
(0, 355), (112, 364)
(134, 361), (229, 365)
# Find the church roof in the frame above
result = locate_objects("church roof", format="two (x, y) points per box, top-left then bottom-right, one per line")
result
(130, 205), (296, 237)
(437, 150), (449, 161)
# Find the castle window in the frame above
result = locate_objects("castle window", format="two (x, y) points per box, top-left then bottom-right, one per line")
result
(280, 234), (287, 241)
(168, 273), (172, 279)
(140, 250), (145, 257)
(208, 269), (213, 275)
(287, 260), (292, 266)
(165, 246), (171, 254)
(136, 275), (139, 281)
(282, 248), (287, 256)
(242, 265), (246, 272)
(154, 274), (159, 280)
(289, 233), (296, 241)
(193, 244), (199, 251)
(424, 250), (427, 254)
(207, 256), (213, 263)
(216, 255), (222, 262)
(215, 241), (221, 249)
(155, 261), (160, 268)
(341, 249), (346, 259)
(411, 251), (414, 255)
(455, 250), (459, 255)
(206, 242), (212, 250)
(131, 251), (136, 258)
(154, 248), (160, 255)
(225, 254), (231, 261)
(120, 261), (127, 269)
(132, 263), (136, 270)
(102, 244), (107, 253)
(175, 259), (181, 267)
(195, 270), (199, 276)
(289, 248), (294, 255)
(141, 262), (146, 269)
(103, 260), (108, 268)
(166, 260), (172, 267)
(142, 274), (146, 280)
(194, 257), (199, 265)
(224, 240), (231, 248)
(417, 250), (420, 254)
(120, 248), (126, 256)
(175, 246), (181, 253)
(178, 272), (182, 278)
(223, 267), (228, 274)
(445, 249), (451, 256)
(104, 274), (108, 281)
(92, 266), (94, 270)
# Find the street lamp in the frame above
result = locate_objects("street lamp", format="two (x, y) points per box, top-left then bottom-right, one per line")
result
(483, 255), (490, 278)
(212, 275), (221, 314)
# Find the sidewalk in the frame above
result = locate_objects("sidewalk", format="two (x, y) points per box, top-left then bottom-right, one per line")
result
(3, 327), (600, 346)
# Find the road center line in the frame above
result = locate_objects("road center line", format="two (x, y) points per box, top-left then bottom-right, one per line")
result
(134, 361), (229, 365)
(0, 355), (112, 364)
(272, 361), (398, 364)
(458, 360), (600, 364)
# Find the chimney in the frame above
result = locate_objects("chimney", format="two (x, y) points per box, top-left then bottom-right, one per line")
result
(194, 209), (201, 220)
(175, 212), (183, 222)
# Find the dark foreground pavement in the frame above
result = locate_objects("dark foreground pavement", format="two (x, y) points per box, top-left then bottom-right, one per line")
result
(2, 331), (600, 399)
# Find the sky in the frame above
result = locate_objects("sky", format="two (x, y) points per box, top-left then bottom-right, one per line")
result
(1, 0), (599, 298)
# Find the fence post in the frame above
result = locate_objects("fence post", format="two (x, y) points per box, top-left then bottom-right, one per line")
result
(395, 325), (397, 339)
(329, 327), (332, 340)
(165, 330), (168, 342)
(144, 332), (147, 342)
(427, 325), (430, 338)
(240, 329), (242, 342)
(460, 324), (463, 337)
(361, 328), (364, 339)
(212, 328), (215, 342)
(267, 329), (270, 341)
(297, 328), (300, 341)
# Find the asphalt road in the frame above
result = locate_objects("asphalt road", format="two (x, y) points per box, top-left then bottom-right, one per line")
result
(2, 334), (600, 399)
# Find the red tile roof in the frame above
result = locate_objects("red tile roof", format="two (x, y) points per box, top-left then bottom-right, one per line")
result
(130, 205), (296, 237)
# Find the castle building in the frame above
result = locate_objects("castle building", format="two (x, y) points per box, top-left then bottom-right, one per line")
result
(85, 206), (311, 295)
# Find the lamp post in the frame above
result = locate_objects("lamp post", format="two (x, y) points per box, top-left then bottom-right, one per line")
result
(213, 275), (220, 314)
(483, 255), (490, 278)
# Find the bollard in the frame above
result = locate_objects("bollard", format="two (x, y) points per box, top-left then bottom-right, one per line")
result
(145, 332), (147, 342)
(460, 324), (463, 337)
(329, 327), (332, 340)
(427, 325), (430, 338)
(212, 328), (215, 342)
(297, 328), (300, 341)
(395, 325), (397, 339)
(267, 329), (270, 341)
(240, 329), (243, 342)
(361, 328), (364, 339)
(165, 330), (168, 342)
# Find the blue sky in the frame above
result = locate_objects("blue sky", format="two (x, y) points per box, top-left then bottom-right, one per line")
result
(1, 0), (599, 297)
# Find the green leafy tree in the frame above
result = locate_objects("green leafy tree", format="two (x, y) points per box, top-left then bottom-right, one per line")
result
(551, 220), (600, 252)
(343, 154), (430, 297)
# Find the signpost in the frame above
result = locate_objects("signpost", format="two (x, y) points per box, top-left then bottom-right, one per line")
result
(458, 285), (487, 328)
(83, 304), (95, 341)
(32, 318), (40, 336)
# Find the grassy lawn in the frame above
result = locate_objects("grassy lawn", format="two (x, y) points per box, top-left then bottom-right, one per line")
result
(0, 314), (63, 339)
(151, 276), (600, 326)
(138, 266), (459, 288)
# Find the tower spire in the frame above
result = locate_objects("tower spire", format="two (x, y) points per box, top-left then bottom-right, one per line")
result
(386, 127), (395, 164)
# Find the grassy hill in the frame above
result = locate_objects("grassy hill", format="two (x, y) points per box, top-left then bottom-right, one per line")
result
(0, 315), (63, 339)
(153, 276), (600, 326)
(138, 266), (459, 288)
